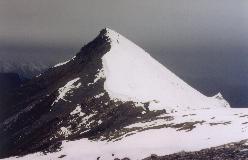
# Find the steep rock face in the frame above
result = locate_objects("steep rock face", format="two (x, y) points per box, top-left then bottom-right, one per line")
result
(0, 29), (111, 157)
(0, 29), (164, 158)
(0, 28), (248, 160)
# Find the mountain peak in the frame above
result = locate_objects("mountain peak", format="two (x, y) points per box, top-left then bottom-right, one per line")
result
(98, 28), (230, 109)
(105, 28), (121, 39)
(97, 27), (119, 40)
(103, 28), (133, 46)
(53, 28), (230, 109)
(1, 29), (248, 160)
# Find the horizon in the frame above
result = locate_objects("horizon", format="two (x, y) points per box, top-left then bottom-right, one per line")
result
(0, 0), (247, 107)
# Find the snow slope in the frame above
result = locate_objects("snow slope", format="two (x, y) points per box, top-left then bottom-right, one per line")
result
(4, 108), (248, 160)
(102, 28), (229, 110)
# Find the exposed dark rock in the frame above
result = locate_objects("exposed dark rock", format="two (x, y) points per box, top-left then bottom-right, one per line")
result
(142, 140), (248, 160)
(58, 154), (66, 158)
(0, 29), (165, 159)
(0, 28), (111, 158)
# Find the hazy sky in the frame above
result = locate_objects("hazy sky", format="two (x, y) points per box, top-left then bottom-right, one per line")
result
(0, 0), (248, 106)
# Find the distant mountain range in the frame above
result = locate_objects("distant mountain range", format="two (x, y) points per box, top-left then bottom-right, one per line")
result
(0, 60), (48, 78)
(0, 28), (247, 160)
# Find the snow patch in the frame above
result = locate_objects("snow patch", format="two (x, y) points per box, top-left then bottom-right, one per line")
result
(54, 60), (70, 67)
(52, 78), (81, 105)
(94, 68), (105, 83)
(94, 93), (104, 99)
(70, 104), (85, 117)
(88, 68), (105, 86)
(240, 148), (248, 152)
(54, 56), (76, 68)
(78, 114), (96, 128)
(59, 127), (71, 138)
(98, 120), (103, 125)
(35, 73), (42, 78)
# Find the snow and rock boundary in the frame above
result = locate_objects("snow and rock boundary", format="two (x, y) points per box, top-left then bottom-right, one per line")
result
(1, 28), (248, 160)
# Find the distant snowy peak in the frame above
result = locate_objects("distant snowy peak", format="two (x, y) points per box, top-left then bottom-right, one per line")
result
(0, 60), (48, 78)
(98, 28), (230, 109)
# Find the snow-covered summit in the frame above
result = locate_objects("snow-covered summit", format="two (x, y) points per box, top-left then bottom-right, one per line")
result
(3, 28), (248, 160)
(101, 28), (230, 110)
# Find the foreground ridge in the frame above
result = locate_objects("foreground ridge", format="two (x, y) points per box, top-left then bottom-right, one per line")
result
(142, 139), (248, 160)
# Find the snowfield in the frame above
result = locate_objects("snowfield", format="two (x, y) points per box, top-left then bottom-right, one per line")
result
(4, 108), (248, 160)
(4, 28), (248, 160)
(102, 29), (230, 110)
